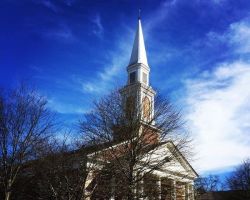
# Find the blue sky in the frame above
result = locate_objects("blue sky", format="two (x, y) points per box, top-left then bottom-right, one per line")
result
(1, 0), (250, 177)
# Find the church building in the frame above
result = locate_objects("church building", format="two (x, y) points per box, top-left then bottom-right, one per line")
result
(84, 17), (198, 200)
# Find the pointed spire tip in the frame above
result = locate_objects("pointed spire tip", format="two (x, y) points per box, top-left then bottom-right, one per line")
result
(128, 13), (149, 67)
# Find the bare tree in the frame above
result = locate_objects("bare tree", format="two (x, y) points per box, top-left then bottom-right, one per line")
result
(194, 175), (221, 199)
(32, 138), (100, 200)
(195, 175), (221, 192)
(80, 89), (193, 200)
(0, 86), (54, 200)
(227, 158), (250, 198)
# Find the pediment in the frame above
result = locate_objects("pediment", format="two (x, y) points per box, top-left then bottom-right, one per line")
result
(144, 141), (198, 179)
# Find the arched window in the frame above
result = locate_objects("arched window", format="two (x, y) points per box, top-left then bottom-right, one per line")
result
(143, 96), (151, 120)
(126, 96), (135, 118)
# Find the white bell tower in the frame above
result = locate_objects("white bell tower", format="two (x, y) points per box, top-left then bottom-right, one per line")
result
(120, 17), (156, 122)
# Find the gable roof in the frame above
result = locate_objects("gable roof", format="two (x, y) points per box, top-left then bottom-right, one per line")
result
(85, 139), (198, 179)
(165, 141), (199, 178)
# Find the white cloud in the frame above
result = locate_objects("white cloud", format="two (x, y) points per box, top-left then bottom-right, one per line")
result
(33, 23), (76, 42)
(44, 24), (75, 41)
(206, 18), (250, 54)
(79, 28), (133, 94)
(144, 0), (175, 33)
(38, 0), (60, 13)
(91, 14), (104, 39)
(184, 17), (250, 174)
(80, 42), (130, 94)
(48, 98), (87, 114)
(82, 82), (99, 93)
(185, 60), (250, 173)
(229, 20), (250, 54)
(210, 0), (226, 4)
(63, 0), (76, 6)
(78, 0), (175, 95)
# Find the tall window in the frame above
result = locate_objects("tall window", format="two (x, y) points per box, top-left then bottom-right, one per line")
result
(126, 96), (135, 119)
(143, 96), (151, 120)
(129, 72), (136, 84)
(143, 72), (148, 85)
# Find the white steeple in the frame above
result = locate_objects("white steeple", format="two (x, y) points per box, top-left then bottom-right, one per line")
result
(127, 17), (150, 86)
(119, 15), (156, 127)
(128, 18), (149, 67)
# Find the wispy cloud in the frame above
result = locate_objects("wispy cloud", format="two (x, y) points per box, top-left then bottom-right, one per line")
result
(211, 0), (226, 5)
(77, 0), (175, 95)
(48, 98), (87, 114)
(82, 82), (99, 93)
(47, 25), (74, 39)
(185, 60), (250, 173)
(73, 21), (133, 94)
(76, 38), (131, 94)
(144, 0), (174, 33)
(29, 65), (43, 73)
(91, 14), (104, 39)
(206, 17), (250, 55)
(184, 18), (250, 173)
(38, 0), (60, 13)
(38, 23), (76, 42)
(229, 19), (250, 54)
(63, 0), (76, 6)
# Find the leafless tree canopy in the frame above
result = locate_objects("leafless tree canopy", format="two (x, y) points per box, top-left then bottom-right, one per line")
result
(0, 86), (54, 200)
(80, 89), (193, 199)
(194, 160), (250, 200)
(29, 139), (88, 200)
(81, 90), (189, 147)
(194, 174), (221, 199)
(0, 86), (194, 200)
(227, 159), (250, 191)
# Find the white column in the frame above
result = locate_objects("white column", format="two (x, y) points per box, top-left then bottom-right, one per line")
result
(133, 183), (137, 200)
(157, 177), (162, 200)
(133, 173), (137, 199)
(171, 180), (176, 200)
(190, 184), (194, 200)
(139, 177), (144, 200)
(84, 170), (94, 200)
(110, 177), (115, 200)
(185, 183), (189, 200)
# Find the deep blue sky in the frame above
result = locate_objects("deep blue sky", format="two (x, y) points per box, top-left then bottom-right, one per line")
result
(1, 0), (250, 176)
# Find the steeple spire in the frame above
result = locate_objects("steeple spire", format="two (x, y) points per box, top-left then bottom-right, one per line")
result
(120, 15), (156, 125)
(128, 17), (148, 67)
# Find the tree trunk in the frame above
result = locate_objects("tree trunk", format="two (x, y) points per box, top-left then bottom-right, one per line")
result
(5, 179), (13, 200)
(5, 191), (11, 200)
